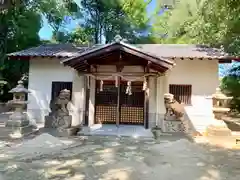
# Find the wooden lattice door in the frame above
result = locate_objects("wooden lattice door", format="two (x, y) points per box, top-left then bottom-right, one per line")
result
(120, 82), (144, 125)
(95, 81), (117, 124)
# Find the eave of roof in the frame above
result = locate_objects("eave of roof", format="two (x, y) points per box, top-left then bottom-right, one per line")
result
(61, 42), (175, 73)
(61, 41), (175, 66)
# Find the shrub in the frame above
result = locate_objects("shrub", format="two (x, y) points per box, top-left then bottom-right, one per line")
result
(220, 64), (240, 112)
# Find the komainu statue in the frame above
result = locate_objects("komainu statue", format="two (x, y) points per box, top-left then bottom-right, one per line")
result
(45, 89), (81, 136)
(53, 89), (72, 128)
(164, 93), (184, 121)
(45, 89), (72, 128)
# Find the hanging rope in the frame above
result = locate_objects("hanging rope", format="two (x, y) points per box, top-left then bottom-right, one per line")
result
(142, 77), (147, 91)
(126, 81), (132, 95)
(115, 75), (118, 87)
(87, 76), (90, 89)
(85, 73), (158, 93)
(100, 80), (103, 91)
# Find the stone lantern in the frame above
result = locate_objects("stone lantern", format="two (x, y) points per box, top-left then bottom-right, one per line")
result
(5, 80), (37, 138)
(212, 87), (233, 119)
(205, 87), (233, 136)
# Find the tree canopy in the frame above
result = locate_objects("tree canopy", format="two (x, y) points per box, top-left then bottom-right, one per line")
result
(62, 0), (152, 44)
(0, 0), (79, 100)
(152, 0), (240, 54)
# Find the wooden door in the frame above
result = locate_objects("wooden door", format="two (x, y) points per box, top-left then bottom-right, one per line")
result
(95, 81), (117, 124)
(95, 80), (144, 125)
(120, 81), (144, 125)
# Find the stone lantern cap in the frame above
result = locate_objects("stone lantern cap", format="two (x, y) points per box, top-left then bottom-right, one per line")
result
(9, 80), (30, 94)
(212, 87), (233, 100)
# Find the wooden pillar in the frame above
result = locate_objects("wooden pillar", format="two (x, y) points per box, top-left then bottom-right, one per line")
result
(84, 76), (90, 126)
(88, 76), (96, 126)
(144, 62), (150, 129)
(116, 77), (121, 127)
(116, 59), (123, 127)
(84, 67), (91, 126)
(144, 77), (149, 129)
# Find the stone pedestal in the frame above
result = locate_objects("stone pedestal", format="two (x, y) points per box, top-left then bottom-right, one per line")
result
(55, 115), (72, 128)
(56, 126), (81, 137)
(44, 116), (55, 128)
(205, 88), (233, 137)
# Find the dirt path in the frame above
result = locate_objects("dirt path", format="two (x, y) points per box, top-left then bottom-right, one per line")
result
(0, 135), (239, 180)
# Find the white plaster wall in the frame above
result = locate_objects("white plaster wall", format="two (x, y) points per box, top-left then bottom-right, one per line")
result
(71, 71), (85, 126)
(153, 60), (219, 130)
(168, 59), (219, 108)
(27, 58), (74, 123)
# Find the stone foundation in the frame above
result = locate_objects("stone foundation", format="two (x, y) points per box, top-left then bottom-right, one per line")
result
(163, 120), (186, 133)
(0, 125), (38, 139)
(4, 114), (38, 139)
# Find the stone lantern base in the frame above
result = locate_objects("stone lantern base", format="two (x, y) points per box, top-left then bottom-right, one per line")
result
(2, 113), (38, 139)
(205, 120), (232, 137)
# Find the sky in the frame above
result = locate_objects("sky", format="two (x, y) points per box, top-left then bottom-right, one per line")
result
(38, 0), (157, 40)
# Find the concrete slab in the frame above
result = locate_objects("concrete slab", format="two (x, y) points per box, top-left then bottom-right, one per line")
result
(79, 124), (154, 138)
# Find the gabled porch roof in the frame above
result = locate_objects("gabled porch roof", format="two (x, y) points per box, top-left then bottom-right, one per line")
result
(61, 41), (175, 73)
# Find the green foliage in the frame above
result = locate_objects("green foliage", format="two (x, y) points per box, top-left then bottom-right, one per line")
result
(36, 0), (81, 32)
(76, 0), (151, 44)
(0, 0), (81, 101)
(153, 0), (240, 54)
(0, 1), (42, 101)
(68, 27), (94, 44)
(221, 65), (240, 112)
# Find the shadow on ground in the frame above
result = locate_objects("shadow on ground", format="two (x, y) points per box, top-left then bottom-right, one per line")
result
(0, 133), (239, 180)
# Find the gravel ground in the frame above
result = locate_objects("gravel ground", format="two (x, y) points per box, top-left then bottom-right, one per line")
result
(0, 134), (239, 180)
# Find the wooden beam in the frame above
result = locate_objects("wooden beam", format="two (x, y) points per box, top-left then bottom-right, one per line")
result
(85, 72), (159, 77)
(74, 44), (120, 61)
(116, 64), (124, 72)
(116, 51), (124, 72)
(219, 59), (232, 63)
(120, 46), (173, 69)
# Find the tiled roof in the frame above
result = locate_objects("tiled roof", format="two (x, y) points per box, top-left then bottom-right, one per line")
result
(136, 44), (232, 59)
(8, 43), (235, 60)
(8, 44), (101, 58)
